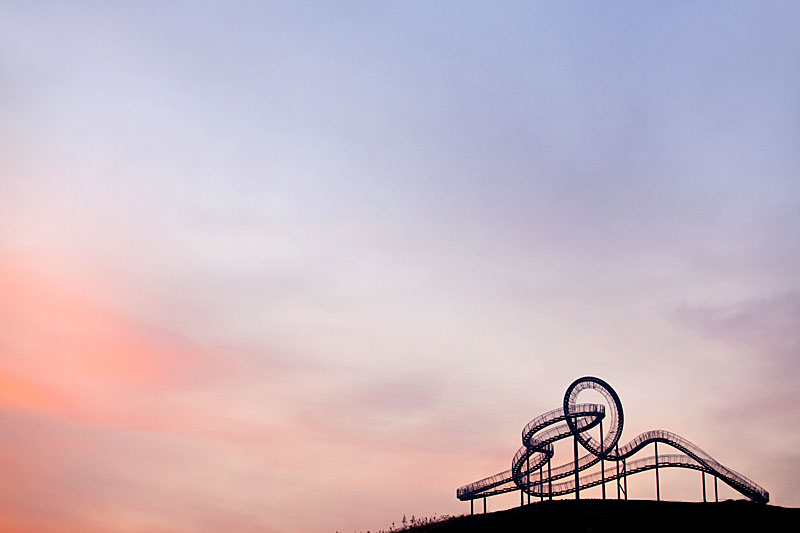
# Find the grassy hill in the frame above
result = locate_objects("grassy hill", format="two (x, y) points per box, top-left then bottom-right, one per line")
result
(403, 499), (798, 532)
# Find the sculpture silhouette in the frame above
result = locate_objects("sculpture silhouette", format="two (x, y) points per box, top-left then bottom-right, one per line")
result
(457, 377), (768, 506)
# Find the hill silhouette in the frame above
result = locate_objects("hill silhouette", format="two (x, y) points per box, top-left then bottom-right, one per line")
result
(401, 499), (798, 532)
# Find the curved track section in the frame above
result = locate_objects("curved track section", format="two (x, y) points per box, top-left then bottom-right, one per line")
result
(456, 377), (768, 504)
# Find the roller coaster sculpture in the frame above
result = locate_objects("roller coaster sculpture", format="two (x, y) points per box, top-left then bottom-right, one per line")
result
(457, 377), (768, 511)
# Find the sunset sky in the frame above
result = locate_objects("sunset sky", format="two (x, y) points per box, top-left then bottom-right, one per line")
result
(1, 2), (799, 532)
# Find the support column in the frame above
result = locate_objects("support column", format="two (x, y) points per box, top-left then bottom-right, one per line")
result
(483, 497), (486, 514)
(600, 419), (605, 500)
(470, 500), (473, 515)
(520, 487), (524, 507)
(539, 466), (544, 502)
(654, 442), (660, 502)
(615, 443), (621, 500)
(715, 476), (718, 502)
(702, 472), (706, 503)
(573, 435), (580, 500)
(623, 459), (628, 500)
(548, 456), (553, 501)
(527, 457), (531, 505)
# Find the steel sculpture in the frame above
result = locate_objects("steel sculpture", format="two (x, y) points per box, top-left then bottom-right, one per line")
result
(456, 377), (768, 510)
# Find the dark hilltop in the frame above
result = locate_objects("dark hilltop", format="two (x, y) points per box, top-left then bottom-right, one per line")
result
(397, 499), (799, 533)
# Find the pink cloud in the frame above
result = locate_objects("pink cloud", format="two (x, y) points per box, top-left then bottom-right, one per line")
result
(0, 251), (511, 532)
(0, 252), (293, 531)
(0, 252), (238, 430)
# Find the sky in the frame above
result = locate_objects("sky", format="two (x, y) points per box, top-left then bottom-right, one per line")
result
(1, 1), (799, 531)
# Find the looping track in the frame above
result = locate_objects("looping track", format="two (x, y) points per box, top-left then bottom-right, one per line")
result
(456, 377), (769, 504)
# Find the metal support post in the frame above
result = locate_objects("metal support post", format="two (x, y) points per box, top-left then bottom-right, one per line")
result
(654, 442), (660, 501)
(615, 443), (621, 499)
(483, 497), (486, 514)
(527, 457), (531, 505)
(540, 466), (544, 502)
(548, 456), (552, 501)
(520, 487), (524, 507)
(702, 472), (706, 503)
(623, 459), (628, 500)
(471, 500), (473, 515)
(715, 476), (718, 502)
(600, 419), (605, 500)
(573, 435), (580, 500)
